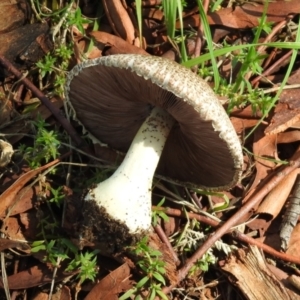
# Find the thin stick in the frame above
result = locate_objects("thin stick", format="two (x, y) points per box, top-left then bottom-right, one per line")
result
(153, 224), (180, 265)
(157, 207), (300, 265)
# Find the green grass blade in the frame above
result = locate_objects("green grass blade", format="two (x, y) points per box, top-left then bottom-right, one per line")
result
(135, 0), (143, 47)
(182, 42), (300, 68)
(176, 0), (187, 61)
(232, 1), (269, 92)
(196, 0), (220, 89)
(162, 0), (177, 39)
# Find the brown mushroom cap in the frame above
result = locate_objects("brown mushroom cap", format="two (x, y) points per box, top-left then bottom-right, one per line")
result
(65, 54), (243, 190)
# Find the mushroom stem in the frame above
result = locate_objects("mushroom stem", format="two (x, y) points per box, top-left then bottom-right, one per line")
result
(84, 106), (174, 239)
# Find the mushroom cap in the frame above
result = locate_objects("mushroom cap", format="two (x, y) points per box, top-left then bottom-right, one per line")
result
(65, 54), (243, 190)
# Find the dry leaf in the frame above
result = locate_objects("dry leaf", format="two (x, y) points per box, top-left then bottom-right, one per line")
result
(0, 159), (60, 217)
(231, 117), (258, 134)
(90, 31), (148, 55)
(265, 89), (300, 135)
(102, 0), (137, 45)
(32, 286), (71, 300)
(84, 263), (133, 300)
(277, 131), (300, 144)
(256, 168), (299, 220)
(0, 237), (29, 252)
(180, 1), (300, 30)
(0, 265), (76, 289)
(246, 125), (277, 198)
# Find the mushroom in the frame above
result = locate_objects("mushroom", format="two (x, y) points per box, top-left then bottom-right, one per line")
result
(65, 54), (243, 251)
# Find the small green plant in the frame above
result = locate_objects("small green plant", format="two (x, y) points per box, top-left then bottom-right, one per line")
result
(66, 6), (93, 34)
(31, 238), (99, 283)
(31, 238), (73, 267)
(66, 250), (100, 284)
(231, 47), (269, 94)
(170, 217), (232, 275)
(210, 0), (224, 11)
(120, 237), (168, 300)
(19, 116), (61, 168)
(49, 186), (65, 207)
(152, 198), (169, 226)
(36, 53), (57, 78)
(36, 44), (73, 95)
(29, 176), (100, 285)
(171, 218), (206, 253)
(255, 17), (273, 35)
(33, 0), (95, 96)
(190, 252), (216, 274)
(218, 82), (273, 115)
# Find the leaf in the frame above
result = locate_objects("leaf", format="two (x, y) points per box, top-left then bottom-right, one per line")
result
(149, 288), (156, 300)
(156, 289), (169, 300)
(84, 263), (133, 300)
(152, 272), (166, 285)
(0, 159), (60, 217)
(136, 276), (149, 289)
(118, 288), (137, 300)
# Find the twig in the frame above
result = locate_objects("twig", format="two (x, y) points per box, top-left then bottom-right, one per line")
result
(155, 207), (219, 228)
(231, 230), (300, 265)
(153, 224), (180, 265)
(0, 55), (84, 147)
(158, 207), (300, 265)
(162, 145), (300, 294)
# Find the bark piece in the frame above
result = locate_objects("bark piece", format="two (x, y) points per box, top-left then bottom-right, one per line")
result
(0, 0), (30, 33)
(287, 275), (300, 292)
(280, 174), (300, 250)
(220, 245), (300, 300)
(265, 89), (300, 135)
(0, 23), (53, 69)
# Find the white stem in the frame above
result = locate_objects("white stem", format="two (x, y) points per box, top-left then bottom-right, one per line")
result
(85, 107), (174, 234)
